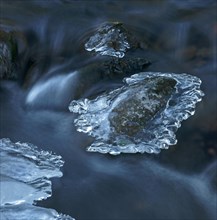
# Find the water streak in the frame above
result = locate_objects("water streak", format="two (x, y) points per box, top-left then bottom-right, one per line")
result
(26, 71), (78, 109)
(0, 138), (74, 220)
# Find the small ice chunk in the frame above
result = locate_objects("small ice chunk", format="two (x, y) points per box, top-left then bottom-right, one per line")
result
(69, 72), (204, 155)
(85, 22), (136, 58)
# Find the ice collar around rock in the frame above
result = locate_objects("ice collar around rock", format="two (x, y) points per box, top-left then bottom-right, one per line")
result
(69, 72), (204, 155)
(85, 22), (139, 58)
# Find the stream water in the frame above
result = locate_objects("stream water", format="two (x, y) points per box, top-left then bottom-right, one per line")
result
(0, 1), (217, 220)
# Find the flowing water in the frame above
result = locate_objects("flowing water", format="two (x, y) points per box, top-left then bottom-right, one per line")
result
(0, 1), (217, 220)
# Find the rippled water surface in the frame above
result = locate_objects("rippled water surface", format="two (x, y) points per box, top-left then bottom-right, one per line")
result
(0, 0), (216, 220)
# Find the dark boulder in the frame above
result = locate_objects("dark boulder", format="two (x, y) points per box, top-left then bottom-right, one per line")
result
(0, 30), (18, 79)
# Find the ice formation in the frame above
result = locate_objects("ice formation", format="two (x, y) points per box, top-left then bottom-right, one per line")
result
(69, 72), (204, 155)
(0, 138), (74, 220)
(85, 22), (135, 58)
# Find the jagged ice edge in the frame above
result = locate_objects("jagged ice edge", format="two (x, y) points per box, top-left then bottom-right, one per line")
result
(69, 72), (204, 155)
(0, 138), (64, 182)
(0, 138), (75, 219)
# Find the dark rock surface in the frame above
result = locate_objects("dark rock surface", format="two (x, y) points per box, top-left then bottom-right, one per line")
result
(0, 30), (18, 79)
(109, 77), (176, 136)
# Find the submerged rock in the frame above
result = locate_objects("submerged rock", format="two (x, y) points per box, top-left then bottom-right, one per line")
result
(100, 57), (151, 79)
(0, 138), (74, 220)
(85, 22), (140, 58)
(75, 57), (151, 99)
(0, 30), (18, 79)
(69, 72), (204, 155)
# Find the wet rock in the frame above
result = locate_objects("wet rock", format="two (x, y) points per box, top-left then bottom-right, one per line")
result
(69, 72), (204, 155)
(109, 77), (176, 136)
(85, 22), (140, 58)
(76, 57), (151, 98)
(100, 57), (151, 79)
(0, 30), (18, 79)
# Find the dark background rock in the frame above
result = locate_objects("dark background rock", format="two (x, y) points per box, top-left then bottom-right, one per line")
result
(0, 30), (18, 79)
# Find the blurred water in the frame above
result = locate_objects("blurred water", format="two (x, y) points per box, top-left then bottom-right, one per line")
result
(0, 0), (216, 220)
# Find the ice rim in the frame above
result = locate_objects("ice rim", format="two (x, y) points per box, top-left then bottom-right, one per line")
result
(84, 23), (130, 58)
(0, 138), (75, 220)
(69, 72), (204, 155)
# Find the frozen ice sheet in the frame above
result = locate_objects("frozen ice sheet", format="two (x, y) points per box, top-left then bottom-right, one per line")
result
(69, 72), (204, 155)
(0, 138), (75, 220)
(0, 203), (74, 220)
(0, 138), (63, 183)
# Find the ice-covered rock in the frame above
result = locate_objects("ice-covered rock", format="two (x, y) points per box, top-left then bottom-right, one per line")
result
(0, 138), (75, 220)
(69, 72), (204, 155)
(85, 22), (139, 58)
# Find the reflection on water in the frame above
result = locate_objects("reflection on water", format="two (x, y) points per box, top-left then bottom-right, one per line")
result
(0, 0), (216, 219)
